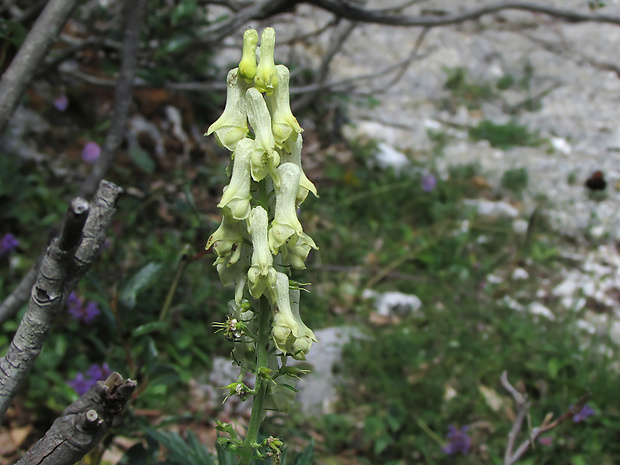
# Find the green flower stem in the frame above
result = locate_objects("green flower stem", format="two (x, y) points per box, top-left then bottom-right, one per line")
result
(159, 248), (190, 322)
(240, 295), (270, 465)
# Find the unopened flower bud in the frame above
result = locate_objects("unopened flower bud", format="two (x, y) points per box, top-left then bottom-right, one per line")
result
(254, 27), (278, 95)
(238, 29), (258, 83)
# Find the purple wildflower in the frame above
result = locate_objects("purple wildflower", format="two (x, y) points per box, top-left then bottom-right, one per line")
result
(86, 363), (112, 382)
(53, 94), (68, 111)
(67, 292), (100, 324)
(82, 141), (101, 164)
(537, 436), (553, 447)
(0, 233), (19, 257)
(67, 372), (96, 396)
(443, 425), (471, 455)
(67, 363), (113, 395)
(573, 404), (595, 423)
(422, 173), (437, 192)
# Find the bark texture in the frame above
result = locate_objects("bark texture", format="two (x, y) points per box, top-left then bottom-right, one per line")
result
(0, 181), (123, 421)
(15, 373), (136, 465)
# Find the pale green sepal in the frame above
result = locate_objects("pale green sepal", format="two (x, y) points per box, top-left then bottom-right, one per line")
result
(268, 162), (303, 255)
(289, 289), (316, 360)
(281, 134), (318, 205)
(247, 206), (277, 298)
(205, 210), (245, 260)
(254, 27), (278, 95)
(238, 29), (258, 83)
(218, 138), (253, 220)
(246, 87), (280, 181)
(266, 65), (302, 150)
(281, 231), (318, 270)
(206, 69), (249, 151)
(268, 272), (300, 353)
(215, 245), (250, 303)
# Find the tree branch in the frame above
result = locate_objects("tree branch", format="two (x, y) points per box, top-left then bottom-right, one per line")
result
(15, 373), (137, 465)
(501, 371), (591, 465)
(304, 0), (620, 28)
(78, 0), (149, 199)
(0, 181), (124, 422)
(0, 0), (78, 133)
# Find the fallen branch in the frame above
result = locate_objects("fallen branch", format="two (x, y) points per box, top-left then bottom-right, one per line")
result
(15, 373), (137, 465)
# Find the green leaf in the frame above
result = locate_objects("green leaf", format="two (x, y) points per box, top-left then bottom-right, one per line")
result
(374, 434), (393, 455)
(119, 262), (163, 309)
(132, 321), (166, 338)
(128, 146), (155, 174)
(0, 19), (27, 46)
(215, 441), (238, 465)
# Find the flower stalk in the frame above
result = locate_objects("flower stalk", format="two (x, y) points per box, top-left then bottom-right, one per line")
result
(205, 27), (318, 463)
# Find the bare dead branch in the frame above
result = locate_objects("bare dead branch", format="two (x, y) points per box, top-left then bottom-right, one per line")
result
(0, 181), (124, 422)
(294, 19), (358, 111)
(0, 0), (78, 133)
(0, 264), (38, 326)
(79, 0), (149, 198)
(15, 373), (137, 465)
(304, 0), (620, 28)
(501, 371), (591, 465)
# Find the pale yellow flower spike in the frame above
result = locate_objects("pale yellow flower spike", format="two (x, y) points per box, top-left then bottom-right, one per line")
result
(205, 69), (249, 151)
(254, 27), (278, 95)
(238, 29), (258, 83)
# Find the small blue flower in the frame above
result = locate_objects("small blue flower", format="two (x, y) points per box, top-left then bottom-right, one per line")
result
(82, 141), (101, 164)
(67, 292), (101, 324)
(0, 233), (19, 257)
(573, 404), (595, 423)
(443, 425), (471, 455)
(67, 372), (96, 396)
(422, 173), (437, 192)
(86, 363), (112, 382)
(67, 363), (112, 395)
(53, 94), (68, 111)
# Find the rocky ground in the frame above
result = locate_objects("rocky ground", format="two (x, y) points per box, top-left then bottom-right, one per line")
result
(235, 0), (620, 412)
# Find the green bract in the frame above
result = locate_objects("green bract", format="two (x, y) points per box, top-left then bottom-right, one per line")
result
(206, 27), (318, 368)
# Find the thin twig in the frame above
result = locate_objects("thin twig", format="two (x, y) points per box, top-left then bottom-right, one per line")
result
(294, 19), (358, 111)
(0, 0), (78, 132)
(305, 0), (620, 28)
(79, 0), (149, 198)
(500, 371), (591, 465)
